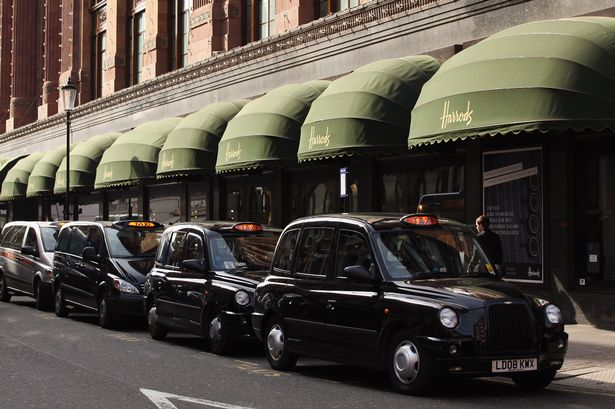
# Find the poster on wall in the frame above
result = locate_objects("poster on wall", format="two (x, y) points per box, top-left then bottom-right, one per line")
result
(482, 147), (543, 283)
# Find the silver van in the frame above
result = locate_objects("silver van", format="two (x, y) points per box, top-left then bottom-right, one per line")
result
(0, 221), (62, 310)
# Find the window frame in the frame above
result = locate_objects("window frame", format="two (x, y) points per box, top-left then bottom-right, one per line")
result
(334, 229), (374, 279)
(294, 226), (336, 279)
(272, 228), (301, 275)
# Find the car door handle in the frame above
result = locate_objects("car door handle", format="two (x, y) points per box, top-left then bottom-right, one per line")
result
(326, 300), (337, 310)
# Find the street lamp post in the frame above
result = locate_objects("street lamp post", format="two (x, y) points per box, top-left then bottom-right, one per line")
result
(60, 79), (77, 221)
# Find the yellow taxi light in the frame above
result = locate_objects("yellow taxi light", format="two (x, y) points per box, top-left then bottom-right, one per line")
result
(402, 214), (439, 226)
(233, 223), (263, 232)
(128, 221), (157, 228)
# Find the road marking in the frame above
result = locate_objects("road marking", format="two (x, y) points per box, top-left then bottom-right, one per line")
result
(140, 388), (254, 409)
(106, 333), (141, 342)
(230, 360), (285, 377)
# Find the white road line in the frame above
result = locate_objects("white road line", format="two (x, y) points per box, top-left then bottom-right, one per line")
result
(140, 388), (255, 409)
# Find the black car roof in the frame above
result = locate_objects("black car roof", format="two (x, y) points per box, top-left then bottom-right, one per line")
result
(170, 221), (282, 233)
(286, 213), (469, 232)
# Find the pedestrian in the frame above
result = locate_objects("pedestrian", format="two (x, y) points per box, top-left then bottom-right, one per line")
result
(475, 214), (503, 267)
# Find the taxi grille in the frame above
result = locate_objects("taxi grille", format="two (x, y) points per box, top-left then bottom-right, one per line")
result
(487, 302), (534, 352)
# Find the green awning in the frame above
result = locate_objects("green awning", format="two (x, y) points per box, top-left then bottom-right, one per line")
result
(26, 145), (73, 197)
(216, 80), (330, 173)
(0, 155), (28, 186)
(95, 118), (181, 189)
(54, 132), (121, 193)
(0, 152), (45, 201)
(299, 55), (439, 161)
(157, 100), (248, 178)
(409, 17), (615, 147)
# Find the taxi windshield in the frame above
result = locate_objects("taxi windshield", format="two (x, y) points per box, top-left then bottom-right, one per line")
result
(105, 227), (163, 258)
(375, 228), (493, 280)
(208, 231), (279, 271)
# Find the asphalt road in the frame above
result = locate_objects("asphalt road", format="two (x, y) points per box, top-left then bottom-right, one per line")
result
(1, 297), (614, 409)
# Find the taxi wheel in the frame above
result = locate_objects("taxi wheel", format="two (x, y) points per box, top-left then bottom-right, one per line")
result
(387, 330), (434, 395)
(54, 286), (68, 317)
(98, 293), (116, 329)
(147, 306), (167, 341)
(265, 316), (297, 371)
(512, 369), (556, 390)
(208, 312), (234, 355)
(0, 274), (11, 302)
(35, 281), (51, 311)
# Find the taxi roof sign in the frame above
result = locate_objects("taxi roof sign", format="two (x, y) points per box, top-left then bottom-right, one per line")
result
(124, 221), (160, 228)
(232, 223), (263, 232)
(401, 214), (439, 226)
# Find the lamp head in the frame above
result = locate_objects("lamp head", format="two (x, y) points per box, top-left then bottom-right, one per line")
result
(60, 78), (78, 112)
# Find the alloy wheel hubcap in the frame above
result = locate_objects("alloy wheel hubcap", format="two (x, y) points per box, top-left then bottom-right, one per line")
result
(209, 316), (222, 342)
(267, 324), (285, 361)
(393, 341), (420, 384)
(55, 290), (62, 310)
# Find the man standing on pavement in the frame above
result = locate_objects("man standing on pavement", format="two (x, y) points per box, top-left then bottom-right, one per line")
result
(475, 215), (503, 269)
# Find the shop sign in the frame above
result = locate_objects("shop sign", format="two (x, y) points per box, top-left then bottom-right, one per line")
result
(482, 147), (543, 283)
(440, 100), (473, 129)
(339, 167), (348, 198)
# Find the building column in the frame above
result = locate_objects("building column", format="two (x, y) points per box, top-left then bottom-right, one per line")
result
(104, 0), (128, 94)
(38, 0), (62, 119)
(0, 0), (13, 134)
(6, 0), (41, 132)
(142, 0), (170, 81)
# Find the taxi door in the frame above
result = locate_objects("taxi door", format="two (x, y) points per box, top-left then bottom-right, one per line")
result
(174, 230), (208, 325)
(3, 226), (28, 292)
(153, 230), (187, 319)
(280, 225), (335, 354)
(323, 228), (383, 365)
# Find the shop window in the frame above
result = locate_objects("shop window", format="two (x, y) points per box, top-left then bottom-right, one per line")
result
(290, 170), (339, 220)
(91, 2), (107, 98)
(259, 0), (275, 39)
(149, 185), (182, 225)
(170, 0), (191, 69)
(225, 181), (272, 225)
(189, 183), (208, 221)
(579, 153), (615, 283)
(49, 201), (65, 221)
(379, 161), (464, 220)
(108, 193), (141, 221)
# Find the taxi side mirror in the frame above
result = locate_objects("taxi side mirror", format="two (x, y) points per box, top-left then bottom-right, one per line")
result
(344, 265), (377, 282)
(21, 246), (39, 257)
(82, 246), (100, 262)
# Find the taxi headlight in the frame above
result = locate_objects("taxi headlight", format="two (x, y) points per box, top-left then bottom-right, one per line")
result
(545, 304), (562, 324)
(112, 277), (139, 294)
(235, 290), (250, 306)
(439, 307), (459, 329)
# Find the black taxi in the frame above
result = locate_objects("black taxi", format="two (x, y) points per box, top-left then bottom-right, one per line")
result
(53, 220), (164, 328)
(144, 222), (280, 354)
(252, 213), (568, 394)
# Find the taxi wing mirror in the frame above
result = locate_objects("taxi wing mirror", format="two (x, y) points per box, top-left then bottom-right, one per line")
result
(21, 246), (39, 257)
(344, 265), (377, 281)
(82, 246), (100, 262)
(182, 259), (209, 273)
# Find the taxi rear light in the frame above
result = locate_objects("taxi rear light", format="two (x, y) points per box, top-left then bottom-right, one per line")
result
(401, 214), (439, 226)
(233, 223), (263, 232)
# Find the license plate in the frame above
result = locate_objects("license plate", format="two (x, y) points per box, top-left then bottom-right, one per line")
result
(492, 358), (537, 373)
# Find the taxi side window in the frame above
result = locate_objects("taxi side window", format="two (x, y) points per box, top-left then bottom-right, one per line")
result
(9, 226), (26, 250)
(296, 228), (334, 277)
(184, 233), (203, 261)
(68, 227), (88, 256)
(336, 230), (372, 278)
(0, 226), (15, 247)
(86, 227), (105, 255)
(25, 227), (38, 251)
(56, 228), (72, 253)
(272, 229), (299, 273)
(165, 231), (187, 268)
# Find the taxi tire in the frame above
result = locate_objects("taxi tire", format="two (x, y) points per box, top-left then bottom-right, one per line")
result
(387, 330), (434, 395)
(265, 316), (297, 371)
(35, 281), (51, 311)
(148, 306), (168, 341)
(54, 286), (69, 317)
(98, 293), (116, 329)
(0, 274), (11, 302)
(512, 368), (556, 390)
(208, 312), (234, 355)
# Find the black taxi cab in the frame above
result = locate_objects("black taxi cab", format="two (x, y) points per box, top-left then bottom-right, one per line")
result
(144, 222), (280, 354)
(53, 220), (164, 328)
(252, 213), (568, 395)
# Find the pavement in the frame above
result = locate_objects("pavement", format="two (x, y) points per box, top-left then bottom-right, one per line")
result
(551, 324), (615, 394)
